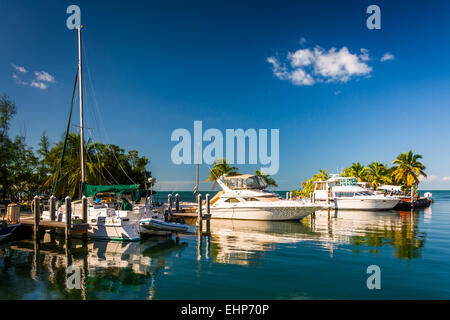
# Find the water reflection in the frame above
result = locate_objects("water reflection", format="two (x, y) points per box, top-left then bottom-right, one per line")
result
(0, 235), (188, 299)
(0, 208), (428, 299)
(207, 209), (426, 264)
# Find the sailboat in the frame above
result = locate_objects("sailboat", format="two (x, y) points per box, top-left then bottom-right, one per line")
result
(41, 26), (146, 241)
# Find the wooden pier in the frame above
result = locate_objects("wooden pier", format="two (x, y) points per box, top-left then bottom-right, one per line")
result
(19, 195), (89, 241)
(166, 193), (212, 234)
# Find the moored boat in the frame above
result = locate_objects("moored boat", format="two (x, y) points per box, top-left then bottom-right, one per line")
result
(0, 221), (20, 241)
(208, 174), (327, 220)
(314, 175), (400, 210)
(139, 218), (189, 235)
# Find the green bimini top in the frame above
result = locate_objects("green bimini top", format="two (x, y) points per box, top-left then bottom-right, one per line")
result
(82, 183), (140, 198)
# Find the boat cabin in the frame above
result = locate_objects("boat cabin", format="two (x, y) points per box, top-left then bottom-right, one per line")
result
(222, 174), (268, 190)
(314, 176), (369, 200)
(211, 174), (281, 204)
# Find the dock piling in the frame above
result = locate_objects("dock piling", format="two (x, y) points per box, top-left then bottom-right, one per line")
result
(286, 192), (289, 200)
(49, 195), (56, 221)
(206, 194), (211, 234)
(81, 196), (88, 223)
(197, 194), (203, 233)
(7, 203), (20, 224)
(167, 194), (173, 220)
(81, 196), (88, 241)
(65, 196), (72, 242)
(175, 194), (180, 213)
(33, 196), (40, 238)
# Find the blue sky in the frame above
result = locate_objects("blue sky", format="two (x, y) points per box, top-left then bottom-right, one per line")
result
(1, 0), (450, 191)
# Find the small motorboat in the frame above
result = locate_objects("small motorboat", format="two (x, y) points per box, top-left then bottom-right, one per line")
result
(139, 218), (189, 235)
(0, 221), (20, 241)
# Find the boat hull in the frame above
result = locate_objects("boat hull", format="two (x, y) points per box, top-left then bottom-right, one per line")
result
(209, 206), (317, 221)
(42, 210), (141, 241)
(0, 224), (19, 241)
(88, 222), (140, 241)
(333, 198), (399, 210)
(139, 219), (189, 236)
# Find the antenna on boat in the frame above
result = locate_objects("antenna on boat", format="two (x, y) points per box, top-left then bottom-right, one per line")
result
(78, 25), (86, 186)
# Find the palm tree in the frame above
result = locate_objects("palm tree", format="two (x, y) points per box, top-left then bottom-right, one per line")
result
(44, 133), (97, 198)
(392, 150), (427, 188)
(366, 161), (391, 188)
(313, 169), (329, 181)
(342, 162), (367, 182)
(255, 169), (278, 187)
(206, 158), (239, 189)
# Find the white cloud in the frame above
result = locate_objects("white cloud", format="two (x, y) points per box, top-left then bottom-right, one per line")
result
(34, 71), (56, 83)
(30, 81), (48, 90)
(11, 63), (27, 73)
(11, 64), (56, 89)
(290, 68), (315, 86)
(380, 52), (395, 62)
(359, 48), (370, 61)
(12, 73), (28, 86)
(268, 45), (372, 86)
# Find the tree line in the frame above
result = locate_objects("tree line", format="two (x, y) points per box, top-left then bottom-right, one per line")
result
(203, 153), (427, 199)
(294, 151), (427, 197)
(0, 94), (152, 203)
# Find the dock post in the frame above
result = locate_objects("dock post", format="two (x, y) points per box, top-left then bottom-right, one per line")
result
(289, 191), (293, 200)
(81, 196), (88, 241)
(49, 195), (56, 221)
(33, 195), (40, 239)
(49, 195), (56, 238)
(197, 194), (203, 233)
(167, 194), (173, 221)
(7, 203), (20, 224)
(175, 194), (179, 213)
(286, 192), (289, 200)
(206, 194), (211, 234)
(65, 196), (72, 242)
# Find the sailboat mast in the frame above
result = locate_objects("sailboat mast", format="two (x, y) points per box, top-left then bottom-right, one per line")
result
(196, 144), (199, 203)
(78, 25), (85, 184)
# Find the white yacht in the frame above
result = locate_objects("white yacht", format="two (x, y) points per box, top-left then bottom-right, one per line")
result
(314, 175), (400, 210)
(42, 196), (148, 241)
(207, 174), (326, 220)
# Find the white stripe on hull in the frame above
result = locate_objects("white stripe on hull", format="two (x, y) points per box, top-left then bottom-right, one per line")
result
(333, 198), (399, 210)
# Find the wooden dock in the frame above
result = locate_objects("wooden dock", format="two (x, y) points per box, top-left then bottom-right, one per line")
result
(167, 194), (212, 234)
(20, 216), (89, 233)
(20, 195), (89, 241)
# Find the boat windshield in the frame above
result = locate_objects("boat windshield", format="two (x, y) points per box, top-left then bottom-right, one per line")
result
(355, 191), (372, 196)
(224, 176), (267, 190)
(339, 178), (358, 186)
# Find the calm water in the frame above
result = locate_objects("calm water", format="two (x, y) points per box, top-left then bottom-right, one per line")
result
(1, 191), (450, 299)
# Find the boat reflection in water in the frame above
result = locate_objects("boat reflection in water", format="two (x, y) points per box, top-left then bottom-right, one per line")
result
(206, 208), (426, 265)
(0, 208), (428, 299)
(1, 234), (188, 299)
